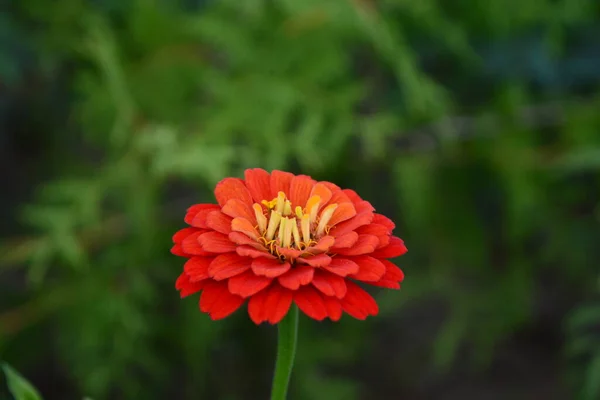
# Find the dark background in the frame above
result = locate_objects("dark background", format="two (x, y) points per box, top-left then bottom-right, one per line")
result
(1, 1), (599, 399)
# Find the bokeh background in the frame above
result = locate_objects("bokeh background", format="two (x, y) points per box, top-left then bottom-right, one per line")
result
(1, 1), (600, 399)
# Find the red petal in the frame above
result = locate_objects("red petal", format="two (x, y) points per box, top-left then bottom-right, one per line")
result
(278, 265), (314, 290)
(181, 231), (211, 256)
(309, 183), (333, 210)
(341, 188), (362, 203)
(322, 296), (342, 321)
(170, 244), (188, 257)
(297, 254), (331, 267)
(231, 217), (260, 240)
(321, 257), (359, 277)
(356, 224), (391, 248)
(185, 204), (219, 225)
(184, 257), (212, 281)
(293, 286), (328, 321)
(372, 214), (395, 232)
(270, 170), (294, 199)
(228, 270), (272, 297)
(340, 281), (379, 320)
(173, 227), (198, 243)
(208, 253), (251, 280)
(191, 206), (221, 228)
(332, 231), (358, 248)
(334, 235), (379, 256)
(311, 270), (347, 298)
(214, 177), (253, 208)
(198, 231), (237, 253)
(206, 211), (232, 235)
(380, 259), (404, 280)
(251, 258), (291, 278)
(199, 281), (244, 320)
(222, 198), (257, 224)
(369, 259), (404, 289)
(248, 283), (293, 324)
(348, 255), (386, 282)
(289, 175), (316, 208)
(237, 245), (276, 259)
(371, 236), (408, 258)
(244, 168), (272, 203)
(175, 272), (206, 297)
(328, 202), (357, 227)
(369, 279), (401, 289)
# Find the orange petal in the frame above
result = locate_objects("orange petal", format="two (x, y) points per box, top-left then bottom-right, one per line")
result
(372, 214), (395, 232)
(173, 227), (198, 243)
(297, 254), (331, 267)
(331, 231), (358, 248)
(228, 270), (272, 297)
(289, 175), (316, 208)
(222, 198), (257, 224)
(322, 295), (342, 321)
(228, 232), (264, 249)
(330, 203), (374, 237)
(199, 281), (245, 320)
(371, 236), (407, 258)
(236, 245), (276, 259)
(270, 170), (294, 199)
(334, 235), (379, 256)
(326, 190), (352, 207)
(321, 257), (359, 277)
(181, 231), (211, 255)
(198, 231), (237, 253)
(340, 281), (379, 320)
(327, 202), (357, 227)
(231, 217), (260, 240)
(278, 265), (314, 290)
(251, 258), (291, 278)
(244, 168), (272, 203)
(208, 253), (251, 280)
(293, 286), (328, 321)
(309, 183), (332, 210)
(184, 257), (212, 282)
(306, 236), (335, 254)
(176, 272), (206, 297)
(185, 204), (219, 225)
(248, 283), (293, 324)
(277, 246), (303, 259)
(214, 177), (253, 208)
(205, 211), (232, 235)
(311, 270), (347, 298)
(348, 255), (386, 282)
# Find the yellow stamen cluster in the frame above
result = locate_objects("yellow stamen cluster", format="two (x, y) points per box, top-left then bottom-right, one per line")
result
(255, 191), (337, 254)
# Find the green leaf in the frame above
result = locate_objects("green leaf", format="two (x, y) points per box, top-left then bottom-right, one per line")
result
(583, 353), (600, 400)
(2, 363), (42, 400)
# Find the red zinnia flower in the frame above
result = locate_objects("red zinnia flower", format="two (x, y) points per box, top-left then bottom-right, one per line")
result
(172, 169), (407, 324)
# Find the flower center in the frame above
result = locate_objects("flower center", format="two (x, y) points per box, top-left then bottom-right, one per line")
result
(252, 191), (337, 258)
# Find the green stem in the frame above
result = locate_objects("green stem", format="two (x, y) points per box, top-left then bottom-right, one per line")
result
(270, 305), (299, 400)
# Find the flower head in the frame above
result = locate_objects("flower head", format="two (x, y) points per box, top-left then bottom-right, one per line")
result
(172, 169), (407, 324)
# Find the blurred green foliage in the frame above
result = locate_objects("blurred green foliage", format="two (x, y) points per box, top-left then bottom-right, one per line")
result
(1, 0), (599, 399)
